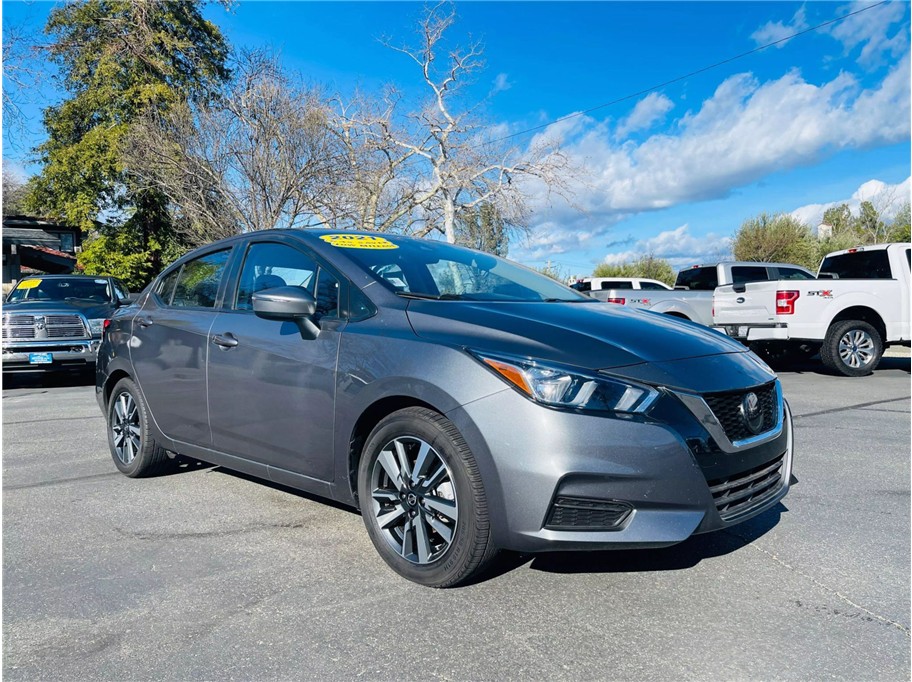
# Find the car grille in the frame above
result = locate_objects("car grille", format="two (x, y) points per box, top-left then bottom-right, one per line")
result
(2, 313), (89, 341)
(545, 497), (632, 531)
(2, 315), (36, 339)
(703, 382), (777, 443)
(707, 453), (785, 521)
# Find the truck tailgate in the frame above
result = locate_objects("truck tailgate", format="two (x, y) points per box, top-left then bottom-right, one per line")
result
(713, 281), (780, 325)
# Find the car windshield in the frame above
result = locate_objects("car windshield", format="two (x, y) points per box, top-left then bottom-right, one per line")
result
(6, 277), (114, 303)
(335, 236), (592, 302)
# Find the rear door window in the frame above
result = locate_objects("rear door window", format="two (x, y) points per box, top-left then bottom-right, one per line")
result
(775, 267), (815, 280)
(731, 266), (771, 285)
(640, 281), (669, 290)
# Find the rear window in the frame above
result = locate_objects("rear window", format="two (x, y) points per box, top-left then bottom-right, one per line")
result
(599, 280), (633, 290)
(819, 250), (892, 280)
(675, 267), (718, 291)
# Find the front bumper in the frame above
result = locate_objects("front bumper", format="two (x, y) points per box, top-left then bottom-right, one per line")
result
(2, 340), (101, 372)
(446, 385), (793, 553)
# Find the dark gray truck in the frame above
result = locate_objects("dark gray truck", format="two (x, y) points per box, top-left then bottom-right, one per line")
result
(2, 274), (130, 373)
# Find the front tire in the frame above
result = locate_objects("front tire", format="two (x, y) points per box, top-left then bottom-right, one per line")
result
(820, 320), (883, 377)
(357, 407), (497, 587)
(106, 377), (170, 477)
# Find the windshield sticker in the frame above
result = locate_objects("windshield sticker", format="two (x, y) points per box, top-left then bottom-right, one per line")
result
(17, 279), (41, 289)
(320, 234), (398, 250)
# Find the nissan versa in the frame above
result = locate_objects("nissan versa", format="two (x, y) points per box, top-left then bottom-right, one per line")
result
(97, 230), (794, 587)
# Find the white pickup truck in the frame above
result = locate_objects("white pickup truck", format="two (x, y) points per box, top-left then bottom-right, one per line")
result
(713, 243), (911, 376)
(595, 261), (815, 326)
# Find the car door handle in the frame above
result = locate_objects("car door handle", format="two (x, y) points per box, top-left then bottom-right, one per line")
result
(136, 316), (153, 328)
(211, 333), (239, 349)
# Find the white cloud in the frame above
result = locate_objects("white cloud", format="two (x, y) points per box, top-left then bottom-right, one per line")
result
(518, 52), (910, 257)
(751, 6), (808, 47)
(791, 176), (911, 227)
(615, 93), (674, 139)
(827, 1), (909, 66)
(601, 225), (733, 270)
(492, 72), (512, 93)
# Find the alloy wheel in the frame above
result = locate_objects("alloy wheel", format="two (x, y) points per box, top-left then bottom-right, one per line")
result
(838, 329), (875, 369)
(370, 436), (458, 564)
(111, 391), (141, 465)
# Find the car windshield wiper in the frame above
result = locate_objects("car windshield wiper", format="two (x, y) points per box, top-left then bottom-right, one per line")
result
(395, 291), (466, 300)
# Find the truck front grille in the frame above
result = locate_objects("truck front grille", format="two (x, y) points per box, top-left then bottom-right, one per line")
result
(707, 453), (785, 521)
(703, 382), (777, 442)
(2, 313), (89, 341)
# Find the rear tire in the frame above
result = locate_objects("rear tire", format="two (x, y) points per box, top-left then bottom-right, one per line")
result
(106, 377), (170, 477)
(820, 320), (883, 377)
(357, 407), (497, 588)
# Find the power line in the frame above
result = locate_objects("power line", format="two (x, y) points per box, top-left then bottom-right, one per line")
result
(487, 1), (890, 146)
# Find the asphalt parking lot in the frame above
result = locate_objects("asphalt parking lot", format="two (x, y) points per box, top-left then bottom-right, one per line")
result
(3, 356), (910, 681)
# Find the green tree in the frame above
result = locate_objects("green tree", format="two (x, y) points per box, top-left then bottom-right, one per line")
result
(26, 0), (229, 285)
(731, 212), (819, 270)
(456, 203), (508, 256)
(593, 254), (676, 286)
(821, 204), (853, 235)
(888, 202), (911, 242)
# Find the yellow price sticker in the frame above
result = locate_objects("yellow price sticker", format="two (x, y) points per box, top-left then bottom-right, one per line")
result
(17, 279), (42, 290)
(320, 234), (398, 250)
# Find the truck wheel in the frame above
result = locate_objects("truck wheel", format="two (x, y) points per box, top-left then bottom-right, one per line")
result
(820, 320), (883, 377)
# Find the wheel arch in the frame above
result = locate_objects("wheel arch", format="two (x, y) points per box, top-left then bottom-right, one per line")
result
(103, 368), (133, 407)
(829, 306), (886, 342)
(347, 395), (441, 504)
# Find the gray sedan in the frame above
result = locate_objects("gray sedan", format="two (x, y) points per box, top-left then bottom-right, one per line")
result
(96, 230), (794, 587)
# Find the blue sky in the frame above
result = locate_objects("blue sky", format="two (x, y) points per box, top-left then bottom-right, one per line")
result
(3, 1), (910, 275)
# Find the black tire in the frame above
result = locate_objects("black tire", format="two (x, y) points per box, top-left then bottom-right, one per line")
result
(106, 377), (170, 477)
(820, 320), (883, 377)
(357, 407), (497, 588)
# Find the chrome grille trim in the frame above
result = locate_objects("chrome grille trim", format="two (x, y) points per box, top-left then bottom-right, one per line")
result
(674, 379), (784, 453)
(2, 312), (90, 342)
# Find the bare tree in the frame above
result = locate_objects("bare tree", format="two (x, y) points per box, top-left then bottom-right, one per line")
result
(123, 50), (340, 244)
(334, 3), (575, 243)
(2, 20), (43, 150)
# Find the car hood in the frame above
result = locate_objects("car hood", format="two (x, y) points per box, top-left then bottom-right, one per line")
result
(405, 300), (748, 371)
(2, 299), (115, 319)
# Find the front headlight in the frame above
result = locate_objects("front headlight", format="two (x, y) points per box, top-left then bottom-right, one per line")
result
(87, 318), (106, 337)
(472, 352), (659, 414)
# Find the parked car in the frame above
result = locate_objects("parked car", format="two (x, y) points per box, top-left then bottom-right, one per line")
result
(713, 243), (911, 376)
(600, 262), (816, 325)
(2, 274), (130, 373)
(570, 277), (672, 296)
(97, 230), (795, 587)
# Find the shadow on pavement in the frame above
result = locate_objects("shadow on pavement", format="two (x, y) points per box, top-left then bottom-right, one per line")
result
(773, 355), (909, 376)
(470, 503), (787, 583)
(2, 369), (95, 390)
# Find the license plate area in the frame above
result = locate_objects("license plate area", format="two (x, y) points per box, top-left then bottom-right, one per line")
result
(28, 352), (53, 365)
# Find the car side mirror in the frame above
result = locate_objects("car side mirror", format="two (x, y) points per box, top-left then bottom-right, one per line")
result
(116, 294), (137, 307)
(252, 286), (319, 339)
